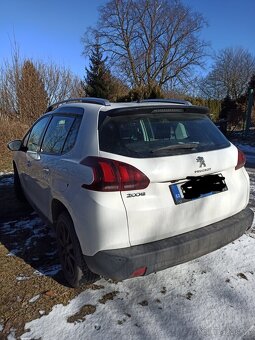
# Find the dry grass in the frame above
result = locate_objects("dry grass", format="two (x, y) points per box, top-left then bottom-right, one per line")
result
(0, 118), (29, 171)
(0, 177), (104, 337)
(0, 242), (100, 338)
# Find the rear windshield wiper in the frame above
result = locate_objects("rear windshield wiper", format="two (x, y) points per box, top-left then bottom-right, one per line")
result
(151, 143), (198, 153)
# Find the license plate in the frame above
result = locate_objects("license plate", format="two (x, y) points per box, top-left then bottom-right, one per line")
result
(170, 174), (228, 205)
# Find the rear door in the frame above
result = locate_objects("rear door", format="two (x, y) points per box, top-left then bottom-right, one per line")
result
(99, 109), (250, 246)
(32, 114), (80, 217)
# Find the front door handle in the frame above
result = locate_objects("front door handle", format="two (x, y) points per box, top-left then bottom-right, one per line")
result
(27, 160), (32, 167)
(43, 168), (50, 174)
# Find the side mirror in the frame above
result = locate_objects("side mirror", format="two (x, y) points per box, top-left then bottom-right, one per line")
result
(7, 140), (22, 151)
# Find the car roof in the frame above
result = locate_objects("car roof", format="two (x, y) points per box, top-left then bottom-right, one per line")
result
(45, 97), (209, 116)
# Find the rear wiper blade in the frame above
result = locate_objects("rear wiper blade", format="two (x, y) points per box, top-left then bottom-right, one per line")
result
(151, 143), (198, 153)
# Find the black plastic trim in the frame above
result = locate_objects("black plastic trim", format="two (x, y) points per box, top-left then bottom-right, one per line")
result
(84, 207), (254, 281)
(45, 97), (111, 112)
(138, 98), (191, 105)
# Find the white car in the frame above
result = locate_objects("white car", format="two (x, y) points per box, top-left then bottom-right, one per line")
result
(8, 98), (254, 287)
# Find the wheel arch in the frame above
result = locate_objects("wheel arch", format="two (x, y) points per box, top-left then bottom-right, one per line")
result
(51, 199), (85, 253)
(51, 199), (72, 226)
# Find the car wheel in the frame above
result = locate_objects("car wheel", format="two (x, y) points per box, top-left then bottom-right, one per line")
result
(56, 211), (96, 288)
(13, 164), (26, 201)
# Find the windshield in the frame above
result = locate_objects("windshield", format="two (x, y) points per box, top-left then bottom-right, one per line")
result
(99, 113), (230, 158)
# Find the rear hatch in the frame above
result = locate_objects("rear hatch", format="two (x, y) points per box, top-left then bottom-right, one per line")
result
(99, 106), (250, 246)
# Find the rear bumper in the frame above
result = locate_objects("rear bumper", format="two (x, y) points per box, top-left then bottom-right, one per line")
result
(84, 207), (254, 281)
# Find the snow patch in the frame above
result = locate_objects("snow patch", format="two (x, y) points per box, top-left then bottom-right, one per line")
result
(21, 235), (255, 340)
(0, 172), (13, 176)
(29, 294), (41, 303)
(7, 249), (19, 256)
(16, 275), (30, 281)
(7, 328), (16, 340)
(33, 264), (61, 277)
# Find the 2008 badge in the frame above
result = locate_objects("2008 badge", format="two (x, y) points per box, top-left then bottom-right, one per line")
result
(126, 192), (146, 198)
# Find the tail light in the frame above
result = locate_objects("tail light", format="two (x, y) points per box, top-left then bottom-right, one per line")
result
(235, 149), (246, 170)
(81, 156), (150, 191)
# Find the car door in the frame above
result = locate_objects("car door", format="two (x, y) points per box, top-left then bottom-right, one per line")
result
(24, 115), (51, 207)
(34, 114), (77, 217)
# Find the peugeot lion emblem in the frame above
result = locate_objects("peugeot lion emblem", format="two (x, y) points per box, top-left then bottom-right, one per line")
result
(196, 156), (206, 168)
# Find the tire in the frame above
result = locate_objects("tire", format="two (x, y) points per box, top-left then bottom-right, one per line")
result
(13, 164), (26, 202)
(55, 211), (97, 288)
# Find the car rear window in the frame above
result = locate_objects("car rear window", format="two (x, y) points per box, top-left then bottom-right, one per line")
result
(99, 113), (230, 158)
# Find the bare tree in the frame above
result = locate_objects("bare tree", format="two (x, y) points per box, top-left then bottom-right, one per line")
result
(0, 44), (83, 120)
(38, 63), (83, 104)
(0, 44), (21, 118)
(82, 0), (207, 97)
(201, 47), (255, 100)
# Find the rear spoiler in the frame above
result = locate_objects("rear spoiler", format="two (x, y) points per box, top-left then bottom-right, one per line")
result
(98, 105), (209, 127)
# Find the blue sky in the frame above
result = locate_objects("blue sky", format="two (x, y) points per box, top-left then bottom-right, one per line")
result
(1, 0), (255, 78)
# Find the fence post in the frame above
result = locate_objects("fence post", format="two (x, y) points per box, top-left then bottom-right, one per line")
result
(244, 88), (254, 138)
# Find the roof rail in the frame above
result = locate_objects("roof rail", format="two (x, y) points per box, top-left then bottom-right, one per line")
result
(45, 97), (111, 112)
(137, 99), (192, 105)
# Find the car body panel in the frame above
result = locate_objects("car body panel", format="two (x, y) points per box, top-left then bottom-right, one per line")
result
(45, 158), (129, 256)
(100, 145), (249, 247)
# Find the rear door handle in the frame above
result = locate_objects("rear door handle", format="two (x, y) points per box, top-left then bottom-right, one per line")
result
(43, 168), (50, 174)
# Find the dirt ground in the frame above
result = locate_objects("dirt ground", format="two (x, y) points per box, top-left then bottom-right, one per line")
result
(0, 175), (104, 339)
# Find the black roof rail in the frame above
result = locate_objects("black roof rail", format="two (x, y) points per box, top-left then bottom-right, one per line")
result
(137, 98), (192, 105)
(45, 97), (111, 112)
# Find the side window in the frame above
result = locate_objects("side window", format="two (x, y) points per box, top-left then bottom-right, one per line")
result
(27, 116), (50, 152)
(62, 117), (81, 153)
(41, 116), (75, 154)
